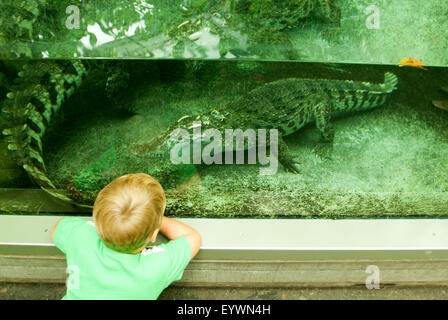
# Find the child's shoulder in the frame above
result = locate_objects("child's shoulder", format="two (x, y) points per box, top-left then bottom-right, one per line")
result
(57, 217), (96, 233)
(53, 217), (98, 253)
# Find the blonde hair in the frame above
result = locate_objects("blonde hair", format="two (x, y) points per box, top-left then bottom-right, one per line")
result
(93, 173), (166, 253)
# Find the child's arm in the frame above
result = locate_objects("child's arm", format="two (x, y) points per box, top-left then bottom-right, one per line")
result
(159, 217), (201, 260)
(51, 217), (64, 242)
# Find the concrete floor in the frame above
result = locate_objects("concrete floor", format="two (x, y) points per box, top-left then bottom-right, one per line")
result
(1, 283), (448, 300)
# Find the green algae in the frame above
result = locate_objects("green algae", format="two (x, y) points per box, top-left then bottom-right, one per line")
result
(73, 147), (117, 192)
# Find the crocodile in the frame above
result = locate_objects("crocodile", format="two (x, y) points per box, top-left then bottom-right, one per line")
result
(133, 72), (398, 173)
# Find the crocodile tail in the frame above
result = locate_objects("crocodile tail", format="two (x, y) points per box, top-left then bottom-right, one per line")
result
(2, 60), (88, 206)
(383, 72), (398, 93)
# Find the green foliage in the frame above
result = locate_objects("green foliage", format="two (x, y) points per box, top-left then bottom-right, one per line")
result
(0, 0), (146, 58)
(0, 0), (339, 59)
(234, 0), (340, 45)
(0, 0), (80, 58)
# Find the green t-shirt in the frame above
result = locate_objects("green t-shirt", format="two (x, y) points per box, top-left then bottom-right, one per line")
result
(53, 217), (191, 300)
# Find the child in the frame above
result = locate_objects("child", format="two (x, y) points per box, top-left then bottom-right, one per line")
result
(51, 173), (201, 299)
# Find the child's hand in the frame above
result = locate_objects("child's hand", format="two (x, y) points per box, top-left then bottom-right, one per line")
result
(159, 217), (201, 260)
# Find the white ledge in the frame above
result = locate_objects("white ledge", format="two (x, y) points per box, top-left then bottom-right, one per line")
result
(1, 215), (448, 259)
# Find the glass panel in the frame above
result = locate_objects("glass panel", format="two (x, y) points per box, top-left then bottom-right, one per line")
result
(0, 1), (446, 66)
(1, 59), (447, 217)
(0, 0), (447, 218)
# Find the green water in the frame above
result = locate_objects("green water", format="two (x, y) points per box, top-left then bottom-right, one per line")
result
(1, 0), (448, 218)
(1, 59), (443, 218)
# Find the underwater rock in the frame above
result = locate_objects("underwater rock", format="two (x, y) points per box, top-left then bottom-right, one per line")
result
(432, 85), (448, 111)
(433, 100), (448, 111)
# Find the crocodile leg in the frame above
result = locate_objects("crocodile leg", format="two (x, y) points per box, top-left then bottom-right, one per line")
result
(313, 100), (334, 159)
(278, 136), (301, 173)
(259, 130), (300, 174)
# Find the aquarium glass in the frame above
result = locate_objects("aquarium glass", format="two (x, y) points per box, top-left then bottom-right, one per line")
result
(0, 0), (447, 218)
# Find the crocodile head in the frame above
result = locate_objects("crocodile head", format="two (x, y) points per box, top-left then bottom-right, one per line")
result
(132, 109), (228, 158)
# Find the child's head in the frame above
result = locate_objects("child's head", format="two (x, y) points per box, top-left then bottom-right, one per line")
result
(93, 173), (166, 253)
